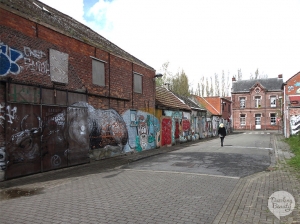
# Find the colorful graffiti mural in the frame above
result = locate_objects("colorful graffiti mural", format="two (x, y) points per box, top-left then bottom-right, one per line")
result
(123, 110), (160, 152)
(0, 43), (23, 76)
(0, 43), (52, 77)
(290, 115), (300, 135)
(161, 117), (172, 146)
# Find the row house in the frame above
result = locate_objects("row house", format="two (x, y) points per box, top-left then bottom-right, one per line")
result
(192, 96), (232, 137)
(155, 87), (193, 145)
(175, 94), (207, 140)
(0, 0), (157, 180)
(282, 71), (300, 137)
(231, 75), (283, 130)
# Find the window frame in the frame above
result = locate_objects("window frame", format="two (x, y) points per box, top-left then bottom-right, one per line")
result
(270, 96), (276, 108)
(92, 58), (106, 86)
(255, 96), (261, 108)
(240, 97), (246, 108)
(270, 113), (276, 125)
(240, 114), (246, 126)
(133, 72), (143, 94)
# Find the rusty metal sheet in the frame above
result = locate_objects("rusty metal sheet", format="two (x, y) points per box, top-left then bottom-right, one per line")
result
(9, 84), (40, 104)
(67, 106), (89, 165)
(56, 90), (67, 105)
(41, 106), (68, 171)
(42, 88), (55, 105)
(68, 92), (86, 106)
(5, 104), (41, 179)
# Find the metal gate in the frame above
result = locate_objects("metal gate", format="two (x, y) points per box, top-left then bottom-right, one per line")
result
(4, 83), (88, 179)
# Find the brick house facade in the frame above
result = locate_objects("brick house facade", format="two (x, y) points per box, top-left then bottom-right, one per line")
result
(282, 71), (300, 137)
(231, 75), (283, 130)
(0, 0), (157, 180)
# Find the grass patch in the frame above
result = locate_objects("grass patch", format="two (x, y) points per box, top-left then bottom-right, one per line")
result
(284, 134), (300, 169)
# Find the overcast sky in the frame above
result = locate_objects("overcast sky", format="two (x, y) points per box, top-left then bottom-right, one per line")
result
(39, 0), (300, 86)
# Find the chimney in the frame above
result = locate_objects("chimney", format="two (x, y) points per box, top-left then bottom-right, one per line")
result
(278, 74), (283, 79)
(232, 76), (236, 82)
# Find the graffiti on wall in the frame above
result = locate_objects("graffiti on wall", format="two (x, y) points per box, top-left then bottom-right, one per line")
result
(290, 115), (300, 135)
(122, 110), (159, 152)
(161, 117), (172, 146)
(24, 46), (49, 75)
(0, 43), (56, 77)
(0, 43), (23, 76)
(0, 103), (18, 127)
(1, 101), (129, 180)
(8, 114), (42, 164)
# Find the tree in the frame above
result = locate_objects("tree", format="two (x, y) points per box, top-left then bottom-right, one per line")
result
(237, 69), (243, 80)
(200, 76), (205, 96)
(209, 76), (214, 96)
(205, 77), (210, 97)
(221, 70), (226, 97)
(156, 62), (172, 87)
(250, 68), (268, 80)
(214, 73), (220, 96)
(170, 69), (190, 97)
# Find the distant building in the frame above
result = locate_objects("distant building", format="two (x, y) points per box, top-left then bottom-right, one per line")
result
(282, 71), (300, 137)
(231, 75), (283, 130)
(192, 96), (232, 136)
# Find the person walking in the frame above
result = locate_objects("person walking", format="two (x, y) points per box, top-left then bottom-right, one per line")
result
(218, 123), (226, 147)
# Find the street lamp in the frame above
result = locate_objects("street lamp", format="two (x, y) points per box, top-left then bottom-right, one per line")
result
(153, 73), (163, 80)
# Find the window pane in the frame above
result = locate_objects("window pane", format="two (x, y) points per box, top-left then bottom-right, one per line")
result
(134, 74), (142, 93)
(270, 113), (276, 125)
(270, 97), (276, 107)
(92, 60), (105, 86)
(240, 114), (246, 125)
(240, 98), (245, 108)
(255, 96), (261, 108)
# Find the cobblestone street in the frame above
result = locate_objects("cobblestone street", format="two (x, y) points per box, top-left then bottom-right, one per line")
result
(0, 133), (299, 224)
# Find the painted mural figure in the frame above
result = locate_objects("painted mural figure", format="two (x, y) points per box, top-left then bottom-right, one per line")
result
(137, 115), (148, 151)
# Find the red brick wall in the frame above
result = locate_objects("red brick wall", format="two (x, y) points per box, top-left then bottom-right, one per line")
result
(0, 82), (5, 147)
(0, 8), (155, 114)
(232, 91), (282, 130)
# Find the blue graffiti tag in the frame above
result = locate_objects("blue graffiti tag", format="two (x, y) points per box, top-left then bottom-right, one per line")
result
(0, 44), (23, 76)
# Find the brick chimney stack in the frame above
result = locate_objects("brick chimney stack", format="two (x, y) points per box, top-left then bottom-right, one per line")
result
(232, 77), (236, 82)
(278, 74), (283, 79)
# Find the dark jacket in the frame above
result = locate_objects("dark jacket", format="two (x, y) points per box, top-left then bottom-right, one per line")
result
(218, 127), (226, 137)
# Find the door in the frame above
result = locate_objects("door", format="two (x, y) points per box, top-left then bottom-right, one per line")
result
(255, 114), (261, 129)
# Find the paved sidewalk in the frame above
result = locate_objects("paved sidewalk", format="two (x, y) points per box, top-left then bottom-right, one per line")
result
(0, 132), (300, 223)
(213, 133), (300, 224)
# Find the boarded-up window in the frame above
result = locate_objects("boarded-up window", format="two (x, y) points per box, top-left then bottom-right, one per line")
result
(49, 49), (69, 84)
(134, 73), (142, 93)
(92, 59), (105, 86)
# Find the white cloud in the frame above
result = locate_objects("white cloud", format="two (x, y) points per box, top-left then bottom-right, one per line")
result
(39, 0), (300, 86)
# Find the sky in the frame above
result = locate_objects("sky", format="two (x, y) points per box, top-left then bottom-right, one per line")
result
(38, 0), (300, 87)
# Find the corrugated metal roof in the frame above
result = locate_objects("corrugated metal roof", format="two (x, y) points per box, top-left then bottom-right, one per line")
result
(0, 0), (154, 70)
(156, 87), (191, 111)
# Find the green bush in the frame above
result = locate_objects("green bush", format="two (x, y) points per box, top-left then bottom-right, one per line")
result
(284, 134), (300, 169)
